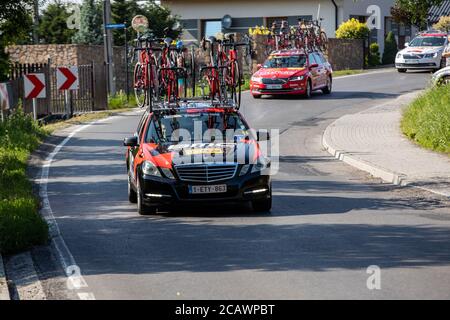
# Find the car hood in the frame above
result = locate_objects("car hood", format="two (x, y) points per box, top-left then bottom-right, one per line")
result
(254, 67), (307, 79)
(399, 47), (443, 55)
(142, 140), (261, 168)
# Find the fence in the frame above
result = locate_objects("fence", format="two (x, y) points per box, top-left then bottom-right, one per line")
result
(8, 61), (107, 118)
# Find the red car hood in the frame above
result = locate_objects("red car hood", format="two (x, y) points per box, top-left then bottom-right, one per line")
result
(254, 67), (307, 79)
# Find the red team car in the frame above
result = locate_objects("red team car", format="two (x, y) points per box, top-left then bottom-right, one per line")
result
(250, 49), (333, 98)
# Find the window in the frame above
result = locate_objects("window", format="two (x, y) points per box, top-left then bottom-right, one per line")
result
(385, 17), (412, 49)
(308, 53), (317, 65)
(263, 55), (307, 68)
(266, 17), (288, 27)
(203, 20), (221, 38)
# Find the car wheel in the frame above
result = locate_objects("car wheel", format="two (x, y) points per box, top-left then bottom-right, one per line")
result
(322, 76), (332, 94)
(397, 68), (407, 73)
(128, 173), (137, 203)
(304, 80), (312, 99)
(252, 197), (272, 213)
(252, 94), (262, 99)
(137, 178), (157, 215)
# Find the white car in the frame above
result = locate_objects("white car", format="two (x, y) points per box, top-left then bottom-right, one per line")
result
(395, 32), (448, 73)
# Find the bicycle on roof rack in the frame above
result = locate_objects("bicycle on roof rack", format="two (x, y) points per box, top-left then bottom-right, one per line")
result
(132, 34), (162, 109)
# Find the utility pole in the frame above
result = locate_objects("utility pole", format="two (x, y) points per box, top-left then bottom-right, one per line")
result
(102, 0), (116, 95)
(33, 0), (40, 44)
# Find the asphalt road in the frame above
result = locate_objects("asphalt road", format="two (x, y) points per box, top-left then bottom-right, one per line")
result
(43, 69), (450, 299)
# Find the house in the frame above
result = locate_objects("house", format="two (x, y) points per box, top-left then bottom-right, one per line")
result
(161, 0), (414, 53)
(429, 0), (450, 26)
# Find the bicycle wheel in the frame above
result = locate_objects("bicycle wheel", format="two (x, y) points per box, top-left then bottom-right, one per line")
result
(134, 63), (147, 108)
(320, 31), (328, 52)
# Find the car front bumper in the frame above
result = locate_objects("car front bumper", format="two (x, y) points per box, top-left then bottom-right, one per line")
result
(139, 173), (271, 206)
(250, 81), (306, 95)
(395, 57), (441, 69)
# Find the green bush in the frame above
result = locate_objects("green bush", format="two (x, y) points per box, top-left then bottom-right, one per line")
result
(0, 109), (49, 254)
(382, 31), (398, 65)
(108, 90), (137, 110)
(401, 84), (450, 154)
(368, 43), (381, 67)
(336, 18), (370, 39)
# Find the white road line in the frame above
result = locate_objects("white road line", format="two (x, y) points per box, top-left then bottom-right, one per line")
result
(38, 116), (121, 300)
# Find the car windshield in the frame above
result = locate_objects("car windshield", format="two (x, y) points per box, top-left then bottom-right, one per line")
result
(145, 112), (249, 143)
(263, 55), (307, 68)
(409, 37), (446, 47)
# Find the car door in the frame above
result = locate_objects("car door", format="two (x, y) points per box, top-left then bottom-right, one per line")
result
(130, 112), (150, 183)
(313, 52), (327, 88)
(308, 53), (320, 89)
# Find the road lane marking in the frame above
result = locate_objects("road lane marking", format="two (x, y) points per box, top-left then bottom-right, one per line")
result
(38, 115), (124, 300)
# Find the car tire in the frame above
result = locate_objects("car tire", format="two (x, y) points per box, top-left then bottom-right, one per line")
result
(397, 68), (407, 73)
(128, 173), (137, 203)
(252, 94), (262, 99)
(137, 178), (157, 215)
(304, 79), (312, 99)
(322, 76), (332, 94)
(252, 197), (272, 213)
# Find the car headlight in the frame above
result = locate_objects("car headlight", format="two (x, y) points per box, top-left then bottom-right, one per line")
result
(424, 52), (438, 58)
(251, 156), (271, 174)
(142, 161), (161, 177)
(290, 75), (305, 81)
(251, 76), (262, 83)
(240, 164), (251, 176)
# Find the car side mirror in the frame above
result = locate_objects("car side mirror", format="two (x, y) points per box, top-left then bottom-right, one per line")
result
(309, 63), (319, 69)
(123, 136), (138, 147)
(404, 42), (409, 47)
(257, 131), (270, 141)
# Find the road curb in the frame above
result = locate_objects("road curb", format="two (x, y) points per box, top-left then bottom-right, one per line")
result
(0, 255), (10, 300)
(321, 90), (449, 197)
(4, 252), (46, 300)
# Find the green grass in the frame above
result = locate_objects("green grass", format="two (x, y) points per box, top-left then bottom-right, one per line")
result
(0, 109), (49, 254)
(108, 91), (138, 110)
(401, 84), (450, 154)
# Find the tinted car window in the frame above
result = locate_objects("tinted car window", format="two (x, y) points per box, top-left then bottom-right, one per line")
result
(145, 112), (248, 143)
(308, 53), (317, 65)
(263, 55), (307, 68)
(409, 37), (446, 47)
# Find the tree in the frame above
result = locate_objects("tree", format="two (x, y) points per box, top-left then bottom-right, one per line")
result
(72, 0), (103, 45)
(391, 0), (444, 28)
(111, 0), (140, 45)
(335, 18), (370, 39)
(140, 1), (182, 39)
(0, 0), (34, 80)
(368, 43), (381, 67)
(38, 2), (76, 44)
(433, 16), (450, 32)
(382, 32), (398, 65)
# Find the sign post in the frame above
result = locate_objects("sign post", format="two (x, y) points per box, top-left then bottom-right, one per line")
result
(57, 66), (79, 118)
(24, 73), (46, 120)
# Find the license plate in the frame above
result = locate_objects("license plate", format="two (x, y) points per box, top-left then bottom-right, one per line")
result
(266, 84), (283, 89)
(189, 184), (227, 194)
(406, 59), (420, 64)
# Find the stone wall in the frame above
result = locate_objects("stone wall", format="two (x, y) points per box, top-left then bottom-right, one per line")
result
(326, 38), (365, 71)
(6, 44), (129, 92)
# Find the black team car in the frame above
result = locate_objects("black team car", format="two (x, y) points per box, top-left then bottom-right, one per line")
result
(123, 101), (272, 215)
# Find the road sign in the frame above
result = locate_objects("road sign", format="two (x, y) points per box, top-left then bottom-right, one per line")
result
(57, 66), (79, 91)
(24, 73), (46, 99)
(131, 15), (148, 33)
(106, 23), (126, 29)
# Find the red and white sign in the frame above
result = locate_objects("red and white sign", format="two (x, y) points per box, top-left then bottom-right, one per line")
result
(24, 73), (46, 99)
(57, 66), (79, 91)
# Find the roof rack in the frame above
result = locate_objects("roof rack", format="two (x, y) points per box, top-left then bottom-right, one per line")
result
(149, 98), (239, 113)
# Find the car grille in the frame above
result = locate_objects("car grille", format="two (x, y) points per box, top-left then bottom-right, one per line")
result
(403, 54), (424, 59)
(262, 78), (288, 84)
(175, 164), (238, 183)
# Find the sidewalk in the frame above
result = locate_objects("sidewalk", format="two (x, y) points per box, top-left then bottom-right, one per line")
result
(323, 91), (450, 198)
